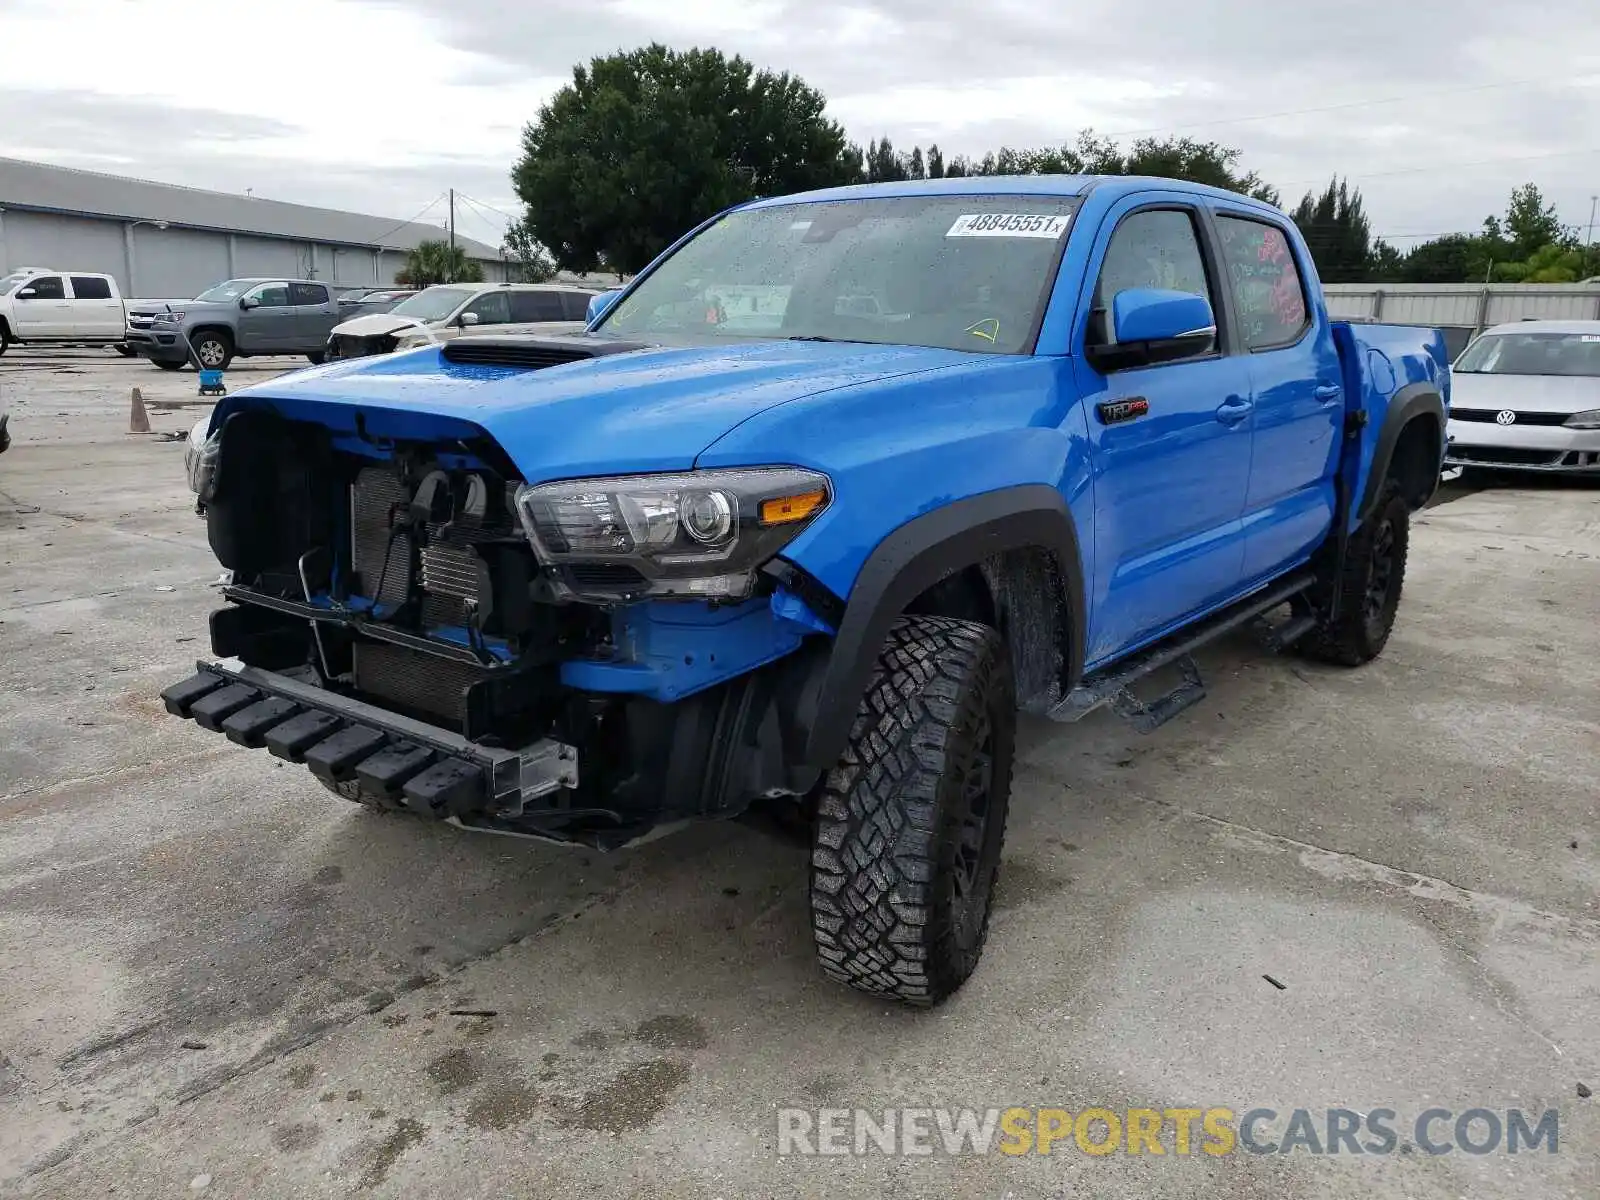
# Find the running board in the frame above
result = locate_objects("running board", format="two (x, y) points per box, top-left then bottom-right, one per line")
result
(1049, 572), (1315, 731)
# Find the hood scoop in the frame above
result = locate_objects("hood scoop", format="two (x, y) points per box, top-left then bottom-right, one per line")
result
(441, 334), (651, 371)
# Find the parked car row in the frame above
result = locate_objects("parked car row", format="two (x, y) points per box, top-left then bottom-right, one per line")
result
(325, 282), (597, 360)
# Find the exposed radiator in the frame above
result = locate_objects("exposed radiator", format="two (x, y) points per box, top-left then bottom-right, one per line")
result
(353, 641), (486, 723)
(349, 466), (520, 625)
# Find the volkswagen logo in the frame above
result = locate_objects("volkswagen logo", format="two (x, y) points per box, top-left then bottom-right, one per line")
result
(1495, 409), (1517, 425)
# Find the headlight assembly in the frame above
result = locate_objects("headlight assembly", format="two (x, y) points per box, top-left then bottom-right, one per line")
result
(185, 416), (221, 500)
(1564, 408), (1600, 430)
(514, 467), (831, 601)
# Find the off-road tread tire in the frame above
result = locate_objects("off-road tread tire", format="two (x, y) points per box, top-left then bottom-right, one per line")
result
(1298, 481), (1409, 667)
(810, 614), (1014, 1006)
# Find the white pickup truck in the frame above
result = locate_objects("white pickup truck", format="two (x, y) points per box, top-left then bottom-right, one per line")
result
(0, 269), (131, 355)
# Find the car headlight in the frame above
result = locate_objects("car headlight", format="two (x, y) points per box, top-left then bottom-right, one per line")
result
(185, 416), (221, 500)
(515, 468), (831, 601)
(395, 334), (432, 350)
(1564, 408), (1600, 430)
(154, 311), (185, 324)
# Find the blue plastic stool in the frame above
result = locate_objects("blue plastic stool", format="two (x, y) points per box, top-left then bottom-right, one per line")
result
(197, 369), (226, 397)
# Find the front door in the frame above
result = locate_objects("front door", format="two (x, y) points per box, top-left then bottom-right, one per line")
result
(12, 275), (72, 337)
(236, 282), (294, 352)
(1071, 201), (1255, 668)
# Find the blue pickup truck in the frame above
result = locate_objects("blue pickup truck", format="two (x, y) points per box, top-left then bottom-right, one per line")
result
(164, 176), (1449, 1005)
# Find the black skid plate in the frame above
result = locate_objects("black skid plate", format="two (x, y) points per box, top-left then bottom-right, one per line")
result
(161, 660), (575, 819)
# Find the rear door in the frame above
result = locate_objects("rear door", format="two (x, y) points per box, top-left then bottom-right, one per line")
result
(1069, 197), (1255, 666)
(236, 282), (293, 351)
(67, 275), (124, 339)
(287, 282), (335, 348)
(506, 288), (572, 333)
(12, 274), (71, 337)
(1211, 211), (1342, 583)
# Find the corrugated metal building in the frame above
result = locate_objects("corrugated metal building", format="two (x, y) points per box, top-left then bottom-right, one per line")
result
(1324, 282), (1600, 357)
(0, 157), (503, 299)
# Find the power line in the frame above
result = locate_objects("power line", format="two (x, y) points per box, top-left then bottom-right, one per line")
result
(366, 192), (448, 246)
(1102, 75), (1594, 141)
(1277, 146), (1600, 193)
(456, 192), (521, 230)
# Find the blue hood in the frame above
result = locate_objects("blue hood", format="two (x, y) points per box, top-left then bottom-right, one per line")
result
(225, 340), (987, 483)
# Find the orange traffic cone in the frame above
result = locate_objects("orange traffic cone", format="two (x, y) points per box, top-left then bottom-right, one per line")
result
(128, 387), (150, 434)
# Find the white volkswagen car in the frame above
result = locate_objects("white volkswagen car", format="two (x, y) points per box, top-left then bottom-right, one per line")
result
(1444, 320), (1600, 475)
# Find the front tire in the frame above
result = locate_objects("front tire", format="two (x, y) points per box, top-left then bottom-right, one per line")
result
(810, 614), (1015, 1006)
(191, 331), (233, 371)
(306, 351), (326, 365)
(1298, 482), (1409, 666)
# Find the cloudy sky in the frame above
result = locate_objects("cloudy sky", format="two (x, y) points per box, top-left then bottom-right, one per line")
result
(3, 0), (1598, 251)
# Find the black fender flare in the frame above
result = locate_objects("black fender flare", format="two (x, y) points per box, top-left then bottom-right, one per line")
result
(1359, 382), (1445, 519)
(797, 484), (1087, 770)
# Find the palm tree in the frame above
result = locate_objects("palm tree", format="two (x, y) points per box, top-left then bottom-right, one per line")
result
(397, 240), (483, 287)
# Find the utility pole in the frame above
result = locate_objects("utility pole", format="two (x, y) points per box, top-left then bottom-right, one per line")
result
(1587, 194), (1597, 248)
(448, 188), (456, 282)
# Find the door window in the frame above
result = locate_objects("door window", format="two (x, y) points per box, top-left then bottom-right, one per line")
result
(288, 282), (329, 306)
(21, 275), (65, 300)
(69, 276), (113, 299)
(1215, 216), (1310, 350)
(1092, 209), (1217, 357)
(247, 283), (291, 307)
(462, 291), (512, 325)
(509, 291), (566, 322)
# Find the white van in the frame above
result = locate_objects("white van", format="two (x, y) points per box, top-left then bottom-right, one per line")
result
(325, 282), (597, 360)
(0, 271), (128, 354)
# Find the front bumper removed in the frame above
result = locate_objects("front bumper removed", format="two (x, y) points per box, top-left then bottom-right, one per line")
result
(163, 659), (578, 822)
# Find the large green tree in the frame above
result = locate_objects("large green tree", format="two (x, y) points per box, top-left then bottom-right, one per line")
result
(514, 44), (858, 274)
(396, 240), (483, 287)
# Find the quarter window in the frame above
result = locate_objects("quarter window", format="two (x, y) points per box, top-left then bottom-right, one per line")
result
(1215, 216), (1310, 350)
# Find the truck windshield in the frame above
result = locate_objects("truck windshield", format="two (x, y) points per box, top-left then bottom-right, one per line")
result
(0, 272), (33, 295)
(388, 287), (476, 322)
(194, 279), (260, 303)
(1455, 331), (1600, 377)
(597, 195), (1082, 354)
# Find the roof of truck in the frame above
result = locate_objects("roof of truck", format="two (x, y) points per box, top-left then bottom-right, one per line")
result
(741, 174), (1282, 215)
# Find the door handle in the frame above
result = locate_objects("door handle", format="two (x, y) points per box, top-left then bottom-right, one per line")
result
(1314, 384), (1342, 403)
(1215, 395), (1254, 425)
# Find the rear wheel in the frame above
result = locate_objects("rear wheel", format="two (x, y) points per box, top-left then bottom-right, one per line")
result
(306, 351), (326, 365)
(152, 359), (184, 371)
(810, 614), (1015, 1006)
(1298, 481), (1409, 666)
(113, 343), (136, 357)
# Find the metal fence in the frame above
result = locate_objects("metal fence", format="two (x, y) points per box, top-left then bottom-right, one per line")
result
(1323, 283), (1600, 358)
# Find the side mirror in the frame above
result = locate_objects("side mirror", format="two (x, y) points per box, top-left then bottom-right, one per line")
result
(586, 290), (623, 326)
(458, 311), (480, 327)
(15, 288), (36, 299)
(239, 296), (259, 310)
(1087, 288), (1216, 372)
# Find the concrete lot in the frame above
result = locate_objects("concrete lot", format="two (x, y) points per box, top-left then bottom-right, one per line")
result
(1, 348), (1596, 1198)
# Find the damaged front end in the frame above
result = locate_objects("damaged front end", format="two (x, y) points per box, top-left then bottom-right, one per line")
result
(165, 391), (837, 849)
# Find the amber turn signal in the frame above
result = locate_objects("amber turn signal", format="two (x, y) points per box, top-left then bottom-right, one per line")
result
(759, 489), (828, 526)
